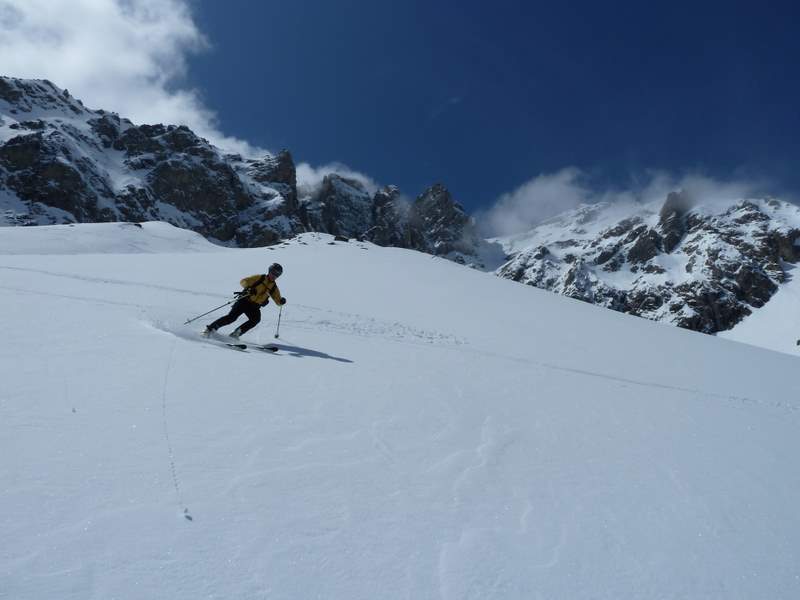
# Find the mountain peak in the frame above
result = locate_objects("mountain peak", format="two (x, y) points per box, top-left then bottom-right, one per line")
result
(0, 76), (88, 117)
(496, 195), (800, 333)
(0, 76), (493, 266)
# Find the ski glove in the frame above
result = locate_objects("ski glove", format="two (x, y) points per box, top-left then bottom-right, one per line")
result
(280, 297), (287, 305)
(235, 289), (250, 298)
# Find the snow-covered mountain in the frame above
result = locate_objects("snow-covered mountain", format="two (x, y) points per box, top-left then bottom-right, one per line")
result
(494, 192), (800, 333)
(5, 75), (800, 335)
(2, 222), (799, 599)
(0, 77), (303, 244)
(0, 76), (490, 264)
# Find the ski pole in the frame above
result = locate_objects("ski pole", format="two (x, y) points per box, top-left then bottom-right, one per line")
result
(274, 305), (283, 338)
(184, 300), (234, 325)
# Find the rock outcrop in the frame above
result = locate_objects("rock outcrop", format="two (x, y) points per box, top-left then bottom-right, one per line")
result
(0, 76), (489, 265)
(0, 77), (304, 245)
(496, 196), (800, 333)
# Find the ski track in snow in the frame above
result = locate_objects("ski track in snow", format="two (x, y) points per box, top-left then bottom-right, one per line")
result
(149, 305), (795, 415)
(148, 312), (464, 352)
(0, 264), (220, 298)
(284, 309), (466, 347)
(0, 264), (466, 348)
(2, 268), (792, 415)
(8, 262), (795, 411)
(3, 273), (795, 422)
(0, 284), (147, 310)
(459, 345), (800, 415)
(437, 419), (571, 599)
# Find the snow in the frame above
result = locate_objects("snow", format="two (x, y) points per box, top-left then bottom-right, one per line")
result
(720, 262), (800, 355)
(152, 202), (204, 230)
(0, 222), (222, 255)
(0, 115), (20, 144)
(0, 188), (28, 225)
(0, 188), (78, 227)
(491, 200), (657, 256)
(2, 224), (800, 599)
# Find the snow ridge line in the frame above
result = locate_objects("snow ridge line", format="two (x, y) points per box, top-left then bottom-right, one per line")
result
(0, 265), (222, 299)
(470, 346), (797, 413)
(0, 265), (466, 346)
(160, 338), (192, 522)
(538, 359), (795, 411)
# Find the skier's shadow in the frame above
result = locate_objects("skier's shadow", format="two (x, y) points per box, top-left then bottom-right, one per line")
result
(272, 342), (353, 363)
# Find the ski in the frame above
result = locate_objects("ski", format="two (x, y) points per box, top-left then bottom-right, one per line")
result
(251, 345), (279, 353)
(202, 330), (276, 352)
(199, 331), (248, 351)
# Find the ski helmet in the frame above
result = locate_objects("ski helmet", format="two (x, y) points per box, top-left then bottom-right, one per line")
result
(268, 263), (283, 278)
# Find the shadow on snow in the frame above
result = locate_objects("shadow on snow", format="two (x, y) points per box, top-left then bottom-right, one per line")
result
(271, 341), (353, 363)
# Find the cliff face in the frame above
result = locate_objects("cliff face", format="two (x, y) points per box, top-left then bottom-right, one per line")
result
(0, 77), (304, 245)
(0, 76), (488, 264)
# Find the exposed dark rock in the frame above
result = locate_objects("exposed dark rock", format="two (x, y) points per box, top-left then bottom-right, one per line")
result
(246, 150), (297, 209)
(367, 185), (410, 247)
(642, 264), (666, 274)
(768, 229), (800, 263)
(494, 197), (800, 334)
(602, 254), (625, 272)
(0, 78), (23, 103)
(658, 190), (692, 252)
(674, 283), (751, 333)
(114, 124), (169, 156)
(601, 216), (642, 240)
(88, 114), (122, 148)
(627, 228), (663, 263)
(627, 289), (665, 313)
(147, 158), (250, 241)
(594, 242), (621, 265)
(533, 246), (550, 260)
(301, 174), (373, 238)
(0, 132), (44, 169)
(0, 131), (111, 221)
(408, 183), (480, 258)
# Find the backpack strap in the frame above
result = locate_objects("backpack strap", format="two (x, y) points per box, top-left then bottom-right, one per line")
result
(243, 274), (266, 297)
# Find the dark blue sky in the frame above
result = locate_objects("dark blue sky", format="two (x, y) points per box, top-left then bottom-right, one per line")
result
(189, 0), (800, 211)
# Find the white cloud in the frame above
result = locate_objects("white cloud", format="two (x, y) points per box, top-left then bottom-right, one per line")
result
(480, 168), (765, 237)
(296, 162), (380, 200)
(0, 0), (259, 156)
(478, 168), (593, 236)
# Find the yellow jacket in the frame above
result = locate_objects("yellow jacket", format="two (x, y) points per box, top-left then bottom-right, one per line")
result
(240, 274), (283, 306)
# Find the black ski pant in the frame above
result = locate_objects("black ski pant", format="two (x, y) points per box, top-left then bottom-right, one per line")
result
(208, 298), (261, 334)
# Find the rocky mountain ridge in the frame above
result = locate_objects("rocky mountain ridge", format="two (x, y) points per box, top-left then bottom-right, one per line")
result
(494, 192), (800, 333)
(4, 76), (800, 334)
(0, 77), (488, 264)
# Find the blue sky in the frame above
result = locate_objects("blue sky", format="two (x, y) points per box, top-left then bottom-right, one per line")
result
(187, 0), (800, 212)
(0, 0), (797, 229)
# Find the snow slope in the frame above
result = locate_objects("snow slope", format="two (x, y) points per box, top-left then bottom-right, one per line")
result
(0, 221), (223, 255)
(2, 224), (800, 599)
(719, 262), (800, 354)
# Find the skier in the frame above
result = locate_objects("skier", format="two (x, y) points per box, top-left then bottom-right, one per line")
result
(203, 263), (287, 339)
